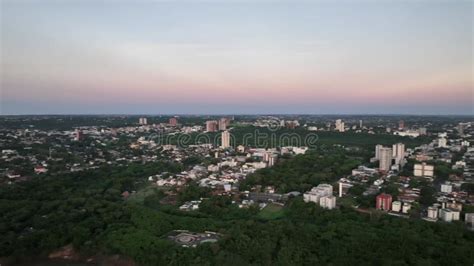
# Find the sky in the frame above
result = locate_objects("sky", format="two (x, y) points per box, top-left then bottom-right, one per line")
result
(1, 0), (473, 115)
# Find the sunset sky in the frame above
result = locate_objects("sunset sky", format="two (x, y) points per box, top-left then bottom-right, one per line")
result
(1, 0), (473, 115)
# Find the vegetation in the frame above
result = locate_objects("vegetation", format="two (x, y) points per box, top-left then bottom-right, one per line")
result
(257, 203), (285, 220)
(3, 171), (474, 266)
(156, 126), (432, 150)
(240, 147), (362, 193)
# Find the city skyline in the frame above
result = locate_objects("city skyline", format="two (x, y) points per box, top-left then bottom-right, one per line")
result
(2, 0), (473, 115)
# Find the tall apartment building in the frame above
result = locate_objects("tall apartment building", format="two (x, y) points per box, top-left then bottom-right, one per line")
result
(206, 120), (218, 132)
(375, 144), (384, 160)
(335, 119), (345, 132)
(169, 117), (178, 126)
(392, 143), (405, 165)
(398, 120), (405, 130)
(138, 117), (148, 125)
(218, 118), (229, 131)
(221, 131), (230, 148)
(379, 147), (393, 171)
(74, 129), (83, 141)
(376, 193), (392, 211)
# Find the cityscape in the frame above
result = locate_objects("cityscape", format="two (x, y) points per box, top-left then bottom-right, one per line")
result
(1, 115), (473, 264)
(1, 0), (473, 265)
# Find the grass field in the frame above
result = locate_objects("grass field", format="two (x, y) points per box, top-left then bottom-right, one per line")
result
(257, 203), (285, 220)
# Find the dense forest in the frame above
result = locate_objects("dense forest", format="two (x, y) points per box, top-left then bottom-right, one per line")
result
(157, 125), (432, 150)
(240, 148), (362, 193)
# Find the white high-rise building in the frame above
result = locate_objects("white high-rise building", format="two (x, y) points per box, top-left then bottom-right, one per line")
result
(221, 131), (230, 148)
(138, 117), (148, 125)
(379, 147), (393, 171)
(392, 143), (405, 165)
(375, 144), (384, 160)
(335, 119), (345, 132)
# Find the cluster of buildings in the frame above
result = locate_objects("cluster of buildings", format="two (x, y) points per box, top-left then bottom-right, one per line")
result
(336, 120), (474, 228)
(1, 116), (473, 229)
(373, 143), (406, 172)
(391, 120), (427, 137)
(425, 202), (461, 222)
(303, 184), (337, 209)
(249, 117), (300, 130)
(374, 192), (472, 224)
(0, 116), (237, 184)
(145, 143), (310, 209)
(148, 165), (207, 187)
(206, 118), (231, 132)
(375, 193), (412, 214)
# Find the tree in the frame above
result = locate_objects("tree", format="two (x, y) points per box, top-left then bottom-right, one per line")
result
(419, 186), (436, 206)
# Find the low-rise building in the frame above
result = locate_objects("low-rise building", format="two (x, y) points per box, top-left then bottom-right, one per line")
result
(402, 203), (411, 214)
(427, 206), (438, 219)
(391, 201), (402, 212)
(304, 184), (333, 203)
(319, 195), (336, 210)
(304, 184), (336, 209)
(441, 182), (453, 193)
(414, 163), (434, 178)
(439, 208), (460, 222)
(465, 213), (474, 230)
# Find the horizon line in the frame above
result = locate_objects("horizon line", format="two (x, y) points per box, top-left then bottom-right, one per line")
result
(1, 113), (473, 117)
